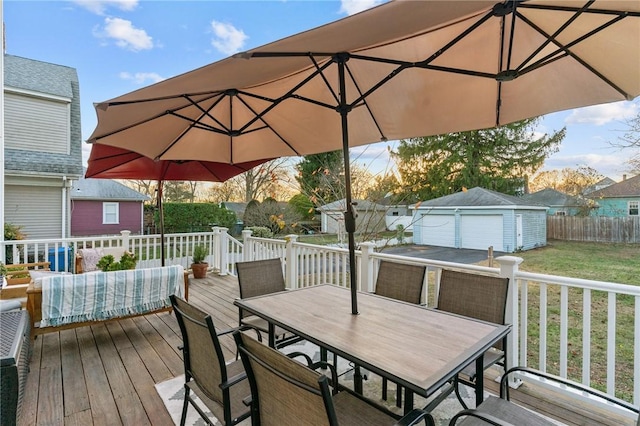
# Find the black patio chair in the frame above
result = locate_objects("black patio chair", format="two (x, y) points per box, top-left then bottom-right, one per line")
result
(449, 366), (640, 425)
(234, 330), (434, 426)
(235, 258), (301, 348)
(430, 269), (509, 410)
(170, 295), (252, 426)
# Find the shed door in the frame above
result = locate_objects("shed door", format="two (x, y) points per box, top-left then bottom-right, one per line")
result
(460, 215), (504, 251)
(419, 214), (455, 247)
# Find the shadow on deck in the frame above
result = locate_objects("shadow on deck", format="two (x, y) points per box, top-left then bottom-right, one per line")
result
(18, 274), (631, 425)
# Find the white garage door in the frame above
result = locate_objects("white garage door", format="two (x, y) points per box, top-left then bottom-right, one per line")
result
(419, 214), (455, 247)
(460, 215), (504, 251)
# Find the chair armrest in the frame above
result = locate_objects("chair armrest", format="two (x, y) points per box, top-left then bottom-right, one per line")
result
(222, 371), (248, 389)
(218, 324), (263, 342)
(394, 408), (433, 426)
(449, 409), (514, 426)
(501, 366), (640, 417)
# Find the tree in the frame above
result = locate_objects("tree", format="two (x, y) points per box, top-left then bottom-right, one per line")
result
(393, 118), (565, 201)
(612, 112), (640, 174)
(530, 166), (604, 195)
(242, 198), (302, 235)
(296, 151), (344, 206)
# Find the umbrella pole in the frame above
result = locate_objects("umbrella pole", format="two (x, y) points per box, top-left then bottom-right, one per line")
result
(337, 54), (359, 316)
(158, 180), (165, 267)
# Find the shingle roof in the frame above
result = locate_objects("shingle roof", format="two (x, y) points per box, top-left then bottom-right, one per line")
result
(71, 175), (150, 201)
(522, 188), (591, 207)
(4, 54), (76, 98)
(416, 187), (543, 208)
(587, 175), (640, 198)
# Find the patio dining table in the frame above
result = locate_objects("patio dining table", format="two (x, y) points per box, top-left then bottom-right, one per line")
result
(234, 284), (511, 415)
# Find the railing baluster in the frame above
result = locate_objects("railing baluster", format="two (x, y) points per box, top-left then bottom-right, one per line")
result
(560, 285), (569, 377)
(607, 292), (616, 395)
(582, 289), (591, 386)
(539, 282), (547, 371)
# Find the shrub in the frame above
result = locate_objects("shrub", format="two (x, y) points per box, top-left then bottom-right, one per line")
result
(245, 226), (273, 238)
(192, 245), (208, 264)
(96, 252), (137, 272)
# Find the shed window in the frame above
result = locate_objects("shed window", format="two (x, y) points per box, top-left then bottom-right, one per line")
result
(629, 201), (639, 216)
(103, 202), (119, 224)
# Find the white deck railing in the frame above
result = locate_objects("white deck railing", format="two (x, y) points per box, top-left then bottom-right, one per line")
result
(2, 228), (638, 406)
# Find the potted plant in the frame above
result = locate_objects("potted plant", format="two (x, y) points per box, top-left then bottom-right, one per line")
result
(0, 262), (7, 288)
(191, 245), (209, 279)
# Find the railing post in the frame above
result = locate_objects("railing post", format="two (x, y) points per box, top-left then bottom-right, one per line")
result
(211, 227), (221, 273)
(359, 242), (376, 292)
(218, 227), (229, 276)
(241, 229), (253, 261)
(496, 255), (524, 386)
(120, 230), (131, 250)
(285, 234), (298, 290)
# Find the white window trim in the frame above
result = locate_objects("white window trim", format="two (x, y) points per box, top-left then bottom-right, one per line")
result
(103, 202), (120, 224)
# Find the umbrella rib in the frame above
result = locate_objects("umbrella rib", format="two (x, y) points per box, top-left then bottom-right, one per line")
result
(344, 61), (386, 142)
(183, 93), (231, 133)
(513, 1), (593, 72)
(516, 12), (632, 99)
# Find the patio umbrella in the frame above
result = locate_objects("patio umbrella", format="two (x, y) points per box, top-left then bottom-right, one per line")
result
(85, 143), (272, 265)
(88, 0), (640, 314)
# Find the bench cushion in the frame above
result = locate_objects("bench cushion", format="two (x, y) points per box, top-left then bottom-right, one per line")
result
(40, 265), (185, 327)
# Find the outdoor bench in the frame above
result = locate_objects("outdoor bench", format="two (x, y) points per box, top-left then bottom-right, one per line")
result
(26, 265), (188, 339)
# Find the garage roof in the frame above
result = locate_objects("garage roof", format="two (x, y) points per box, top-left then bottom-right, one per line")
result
(414, 187), (545, 209)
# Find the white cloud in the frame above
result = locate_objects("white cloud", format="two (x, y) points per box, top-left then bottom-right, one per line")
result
(339, 0), (384, 16)
(565, 101), (638, 126)
(95, 17), (153, 51)
(210, 21), (248, 55)
(73, 0), (138, 15)
(119, 71), (164, 84)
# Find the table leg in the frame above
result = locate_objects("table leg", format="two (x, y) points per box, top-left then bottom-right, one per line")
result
(475, 355), (484, 407)
(354, 366), (363, 394)
(403, 388), (414, 415)
(268, 323), (275, 348)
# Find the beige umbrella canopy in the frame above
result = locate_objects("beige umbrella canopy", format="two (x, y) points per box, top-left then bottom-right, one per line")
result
(89, 0), (640, 314)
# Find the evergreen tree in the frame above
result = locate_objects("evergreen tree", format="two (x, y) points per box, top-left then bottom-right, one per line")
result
(393, 118), (565, 201)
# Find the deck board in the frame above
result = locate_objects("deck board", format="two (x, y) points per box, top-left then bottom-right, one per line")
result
(17, 273), (633, 425)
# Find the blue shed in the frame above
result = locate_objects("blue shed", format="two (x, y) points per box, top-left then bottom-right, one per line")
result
(411, 187), (548, 253)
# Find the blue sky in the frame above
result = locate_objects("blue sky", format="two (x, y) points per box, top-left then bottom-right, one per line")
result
(4, 0), (638, 182)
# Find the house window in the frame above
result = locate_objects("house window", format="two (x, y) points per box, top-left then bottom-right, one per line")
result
(555, 211), (566, 216)
(629, 201), (639, 216)
(103, 202), (119, 224)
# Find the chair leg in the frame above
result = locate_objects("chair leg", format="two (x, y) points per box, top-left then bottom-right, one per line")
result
(180, 385), (190, 426)
(382, 377), (388, 400)
(396, 383), (403, 408)
(453, 377), (469, 410)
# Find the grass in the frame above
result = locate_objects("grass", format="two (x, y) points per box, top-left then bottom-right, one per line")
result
(513, 240), (639, 402)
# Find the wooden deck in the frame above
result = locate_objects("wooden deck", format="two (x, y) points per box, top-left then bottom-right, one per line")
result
(18, 274), (635, 425)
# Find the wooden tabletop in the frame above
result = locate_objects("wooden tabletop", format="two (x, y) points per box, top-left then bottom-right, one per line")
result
(235, 284), (511, 399)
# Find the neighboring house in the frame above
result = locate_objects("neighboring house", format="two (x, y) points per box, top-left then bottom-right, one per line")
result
(522, 188), (595, 216)
(384, 204), (414, 232)
(411, 187), (547, 252)
(3, 55), (83, 239)
(586, 174), (640, 217)
(582, 177), (617, 195)
(317, 199), (387, 234)
(71, 175), (150, 236)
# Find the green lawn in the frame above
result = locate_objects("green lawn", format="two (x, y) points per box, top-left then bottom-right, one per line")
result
(514, 240), (639, 402)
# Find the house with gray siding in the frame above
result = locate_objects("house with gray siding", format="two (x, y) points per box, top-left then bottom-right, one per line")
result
(71, 175), (149, 236)
(3, 55), (83, 239)
(318, 199), (387, 234)
(522, 188), (595, 216)
(411, 187), (547, 252)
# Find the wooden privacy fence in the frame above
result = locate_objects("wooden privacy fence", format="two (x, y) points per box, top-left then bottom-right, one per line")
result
(547, 216), (640, 243)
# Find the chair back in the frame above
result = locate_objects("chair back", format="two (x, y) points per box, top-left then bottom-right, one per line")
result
(437, 270), (509, 349)
(374, 261), (426, 304)
(236, 259), (286, 319)
(170, 295), (228, 404)
(234, 332), (336, 426)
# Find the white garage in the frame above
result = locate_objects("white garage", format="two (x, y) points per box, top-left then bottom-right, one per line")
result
(460, 215), (504, 251)
(419, 214), (456, 247)
(411, 187), (547, 253)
